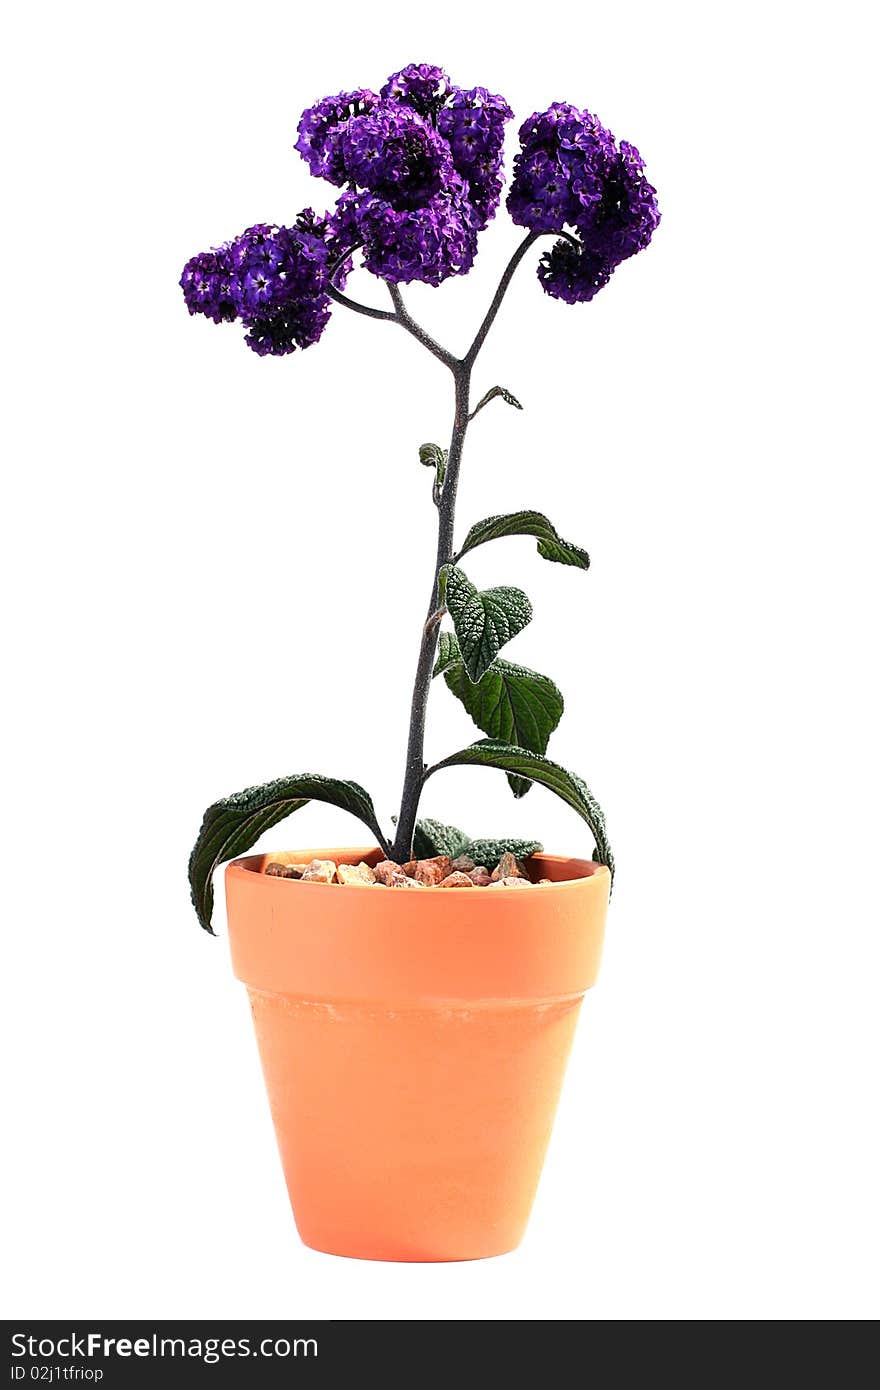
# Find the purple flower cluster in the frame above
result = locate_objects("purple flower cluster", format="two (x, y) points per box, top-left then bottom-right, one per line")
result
(180, 212), (343, 356)
(380, 63), (451, 119)
(337, 106), (452, 210)
(437, 87), (513, 231)
(295, 90), (380, 185)
(180, 250), (237, 325)
(507, 103), (660, 302)
(295, 62), (513, 284)
(181, 68), (662, 357)
(336, 174), (478, 288)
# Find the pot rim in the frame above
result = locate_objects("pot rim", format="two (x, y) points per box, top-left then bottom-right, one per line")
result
(225, 847), (610, 1000)
(227, 847), (610, 894)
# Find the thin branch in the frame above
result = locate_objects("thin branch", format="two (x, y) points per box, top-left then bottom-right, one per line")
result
(463, 231), (539, 365)
(552, 229), (581, 251)
(327, 244), (360, 284)
(326, 242), (397, 322)
(463, 228), (581, 367)
(386, 284), (460, 371)
(326, 283), (397, 322)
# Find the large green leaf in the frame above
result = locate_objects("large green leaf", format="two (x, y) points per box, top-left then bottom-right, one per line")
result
(456, 511), (590, 570)
(440, 564), (532, 683)
(188, 774), (386, 932)
(426, 741), (614, 876)
(434, 632), (563, 797)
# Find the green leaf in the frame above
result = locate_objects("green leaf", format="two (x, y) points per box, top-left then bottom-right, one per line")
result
(427, 741), (614, 877)
(470, 385), (524, 419)
(411, 821), (542, 871)
(419, 442), (447, 486)
(456, 511), (590, 570)
(412, 816), (470, 860)
(432, 630), (462, 678)
(418, 442), (444, 468)
(188, 774), (386, 933)
(464, 838), (543, 872)
(440, 564), (532, 684)
(435, 633), (563, 797)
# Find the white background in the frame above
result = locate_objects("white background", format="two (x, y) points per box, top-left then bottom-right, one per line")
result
(2, 0), (878, 1321)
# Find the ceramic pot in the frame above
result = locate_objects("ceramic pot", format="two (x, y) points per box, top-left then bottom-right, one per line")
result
(225, 846), (610, 1262)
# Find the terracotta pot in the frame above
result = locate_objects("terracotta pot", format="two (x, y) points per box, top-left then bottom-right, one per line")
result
(225, 846), (610, 1262)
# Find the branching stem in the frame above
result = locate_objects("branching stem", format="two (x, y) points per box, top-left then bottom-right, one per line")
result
(325, 284), (397, 322)
(386, 284), (460, 370)
(326, 246), (397, 321)
(327, 230), (560, 860)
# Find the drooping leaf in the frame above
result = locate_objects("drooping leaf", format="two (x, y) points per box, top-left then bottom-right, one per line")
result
(412, 816), (470, 860)
(464, 838), (543, 871)
(456, 511), (590, 570)
(188, 773), (387, 932)
(440, 564), (532, 684)
(435, 632), (563, 796)
(426, 741), (613, 877)
(418, 442), (445, 469)
(419, 442), (447, 486)
(469, 385), (524, 420)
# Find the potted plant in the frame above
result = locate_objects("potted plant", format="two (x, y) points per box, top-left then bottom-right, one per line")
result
(182, 61), (660, 1262)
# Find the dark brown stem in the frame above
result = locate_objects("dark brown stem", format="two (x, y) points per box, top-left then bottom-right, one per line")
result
(463, 230), (540, 366)
(390, 366), (470, 861)
(325, 283), (398, 322)
(326, 244), (398, 322)
(386, 284), (460, 370)
(389, 231), (559, 861)
(325, 236), (554, 861)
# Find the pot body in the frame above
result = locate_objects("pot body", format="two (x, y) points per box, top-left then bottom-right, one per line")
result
(225, 847), (610, 1262)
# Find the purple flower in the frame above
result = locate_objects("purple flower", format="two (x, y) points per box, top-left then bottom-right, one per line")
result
(437, 87), (513, 229)
(537, 237), (614, 304)
(296, 64), (514, 280)
(508, 102), (660, 301)
(187, 74), (661, 327)
(509, 146), (577, 232)
(244, 299), (332, 356)
(380, 63), (452, 119)
(585, 140), (661, 263)
(228, 223), (289, 318)
(507, 103), (605, 232)
(295, 89), (380, 184)
(334, 174), (478, 286)
(180, 211), (343, 356)
(338, 106), (453, 210)
(179, 247), (237, 324)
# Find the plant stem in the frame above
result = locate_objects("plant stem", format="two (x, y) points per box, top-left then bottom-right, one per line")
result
(327, 232), (549, 861)
(463, 229), (540, 366)
(390, 364), (470, 861)
(386, 284), (459, 370)
(326, 283), (397, 322)
(390, 232), (548, 861)
(326, 245), (398, 322)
